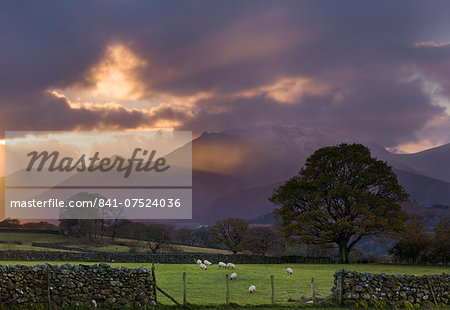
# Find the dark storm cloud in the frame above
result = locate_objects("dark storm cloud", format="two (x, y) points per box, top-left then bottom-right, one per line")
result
(180, 75), (443, 146)
(1, 1), (450, 147)
(0, 91), (191, 138)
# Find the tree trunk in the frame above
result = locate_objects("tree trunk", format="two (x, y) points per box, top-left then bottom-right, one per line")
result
(111, 219), (118, 241)
(339, 244), (349, 263)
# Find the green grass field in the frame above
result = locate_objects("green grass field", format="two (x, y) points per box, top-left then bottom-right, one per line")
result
(1, 261), (447, 306)
(1, 233), (448, 306)
(0, 233), (72, 251)
(69, 239), (231, 254)
(0, 232), (231, 254)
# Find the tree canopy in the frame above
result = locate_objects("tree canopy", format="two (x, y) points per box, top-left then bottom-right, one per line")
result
(269, 143), (408, 263)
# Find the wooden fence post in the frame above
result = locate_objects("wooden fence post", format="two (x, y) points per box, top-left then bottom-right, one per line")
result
(311, 277), (315, 303)
(271, 275), (274, 305)
(225, 274), (229, 305)
(182, 272), (186, 307)
(151, 264), (157, 304)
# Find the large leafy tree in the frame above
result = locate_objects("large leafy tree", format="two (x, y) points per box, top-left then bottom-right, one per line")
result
(269, 143), (408, 263)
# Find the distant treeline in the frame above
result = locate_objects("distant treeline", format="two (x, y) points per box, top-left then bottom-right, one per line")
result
(0, 218), (60, 234)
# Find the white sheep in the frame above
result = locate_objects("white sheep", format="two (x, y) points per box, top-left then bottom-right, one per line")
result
(204, 260), (212, 266)
(248, 285), (256, 293)
(227, 263), (235, 269)
(286, 267), (293, 275)
(196, 259), (202, 265)
(218, 262), (227, 268)
(230, 272), (237, 280)
(199, 263), (207, 270)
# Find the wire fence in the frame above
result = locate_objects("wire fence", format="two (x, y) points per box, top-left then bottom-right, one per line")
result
(154, 266), (333, 306)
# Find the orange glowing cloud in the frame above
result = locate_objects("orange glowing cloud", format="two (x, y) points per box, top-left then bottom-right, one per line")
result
(238, 77), (330, 104)
(52, 44), (148, 109)
(387, 140), (439, 154)
(48, 43), (199, 130)
(43, 43), (197, 133)
(89, 44), (147, 101)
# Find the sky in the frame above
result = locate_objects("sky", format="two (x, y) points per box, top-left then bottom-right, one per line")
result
(1, 0), (450, 160)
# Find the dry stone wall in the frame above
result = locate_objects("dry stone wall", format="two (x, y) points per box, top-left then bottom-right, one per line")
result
(332, 269), (449, 308)
(0, 263), (156, 308)
(0, 250), (331, 264)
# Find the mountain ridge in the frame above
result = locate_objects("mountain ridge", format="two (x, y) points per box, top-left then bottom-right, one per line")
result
(1, 125), (449, 224)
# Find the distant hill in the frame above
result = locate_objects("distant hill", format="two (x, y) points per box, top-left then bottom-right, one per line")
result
(249, 212), (277, 225)
(2, 125), (449, 225)
(187, 127), (450, 223)
(196, 182), (282, 224)
(250, 202), (448, 227)
(393, 168), (450, 206)
(190, 131), (298, 186)
(369, 143), (450, 183)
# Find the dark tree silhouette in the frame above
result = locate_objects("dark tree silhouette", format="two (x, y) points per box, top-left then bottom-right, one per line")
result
(144, 223), (178, 254)
(209, 218), (249, 253)
(270, 143), (408, 263)
(389, 213), (433, 264)
(240, 226), (278, 255)
(431, 217), (449, 265)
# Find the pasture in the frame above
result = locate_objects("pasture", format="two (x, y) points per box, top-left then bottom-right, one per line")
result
(1, 261), (448, 306)
(0, 232), (231, 254)
(0, 232), (71, 251)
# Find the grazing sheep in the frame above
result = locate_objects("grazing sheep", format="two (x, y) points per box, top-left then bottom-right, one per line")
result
(230, 272), (237, 280)
(204, 260), (212, 265)
(196, 259), (202, 265)
(286, 267), (293, 275)
(218, 262), (227, 268)
(248, 285), (256, 293)
(227, 263), (235, 269)
(199, 263), (207, 270)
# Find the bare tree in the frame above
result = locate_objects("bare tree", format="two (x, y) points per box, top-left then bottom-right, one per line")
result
(209, 218), (249, 253)
(144, 223), (179, 253)
(173, 227), (196, 245)
(240, 226), (278, 255)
